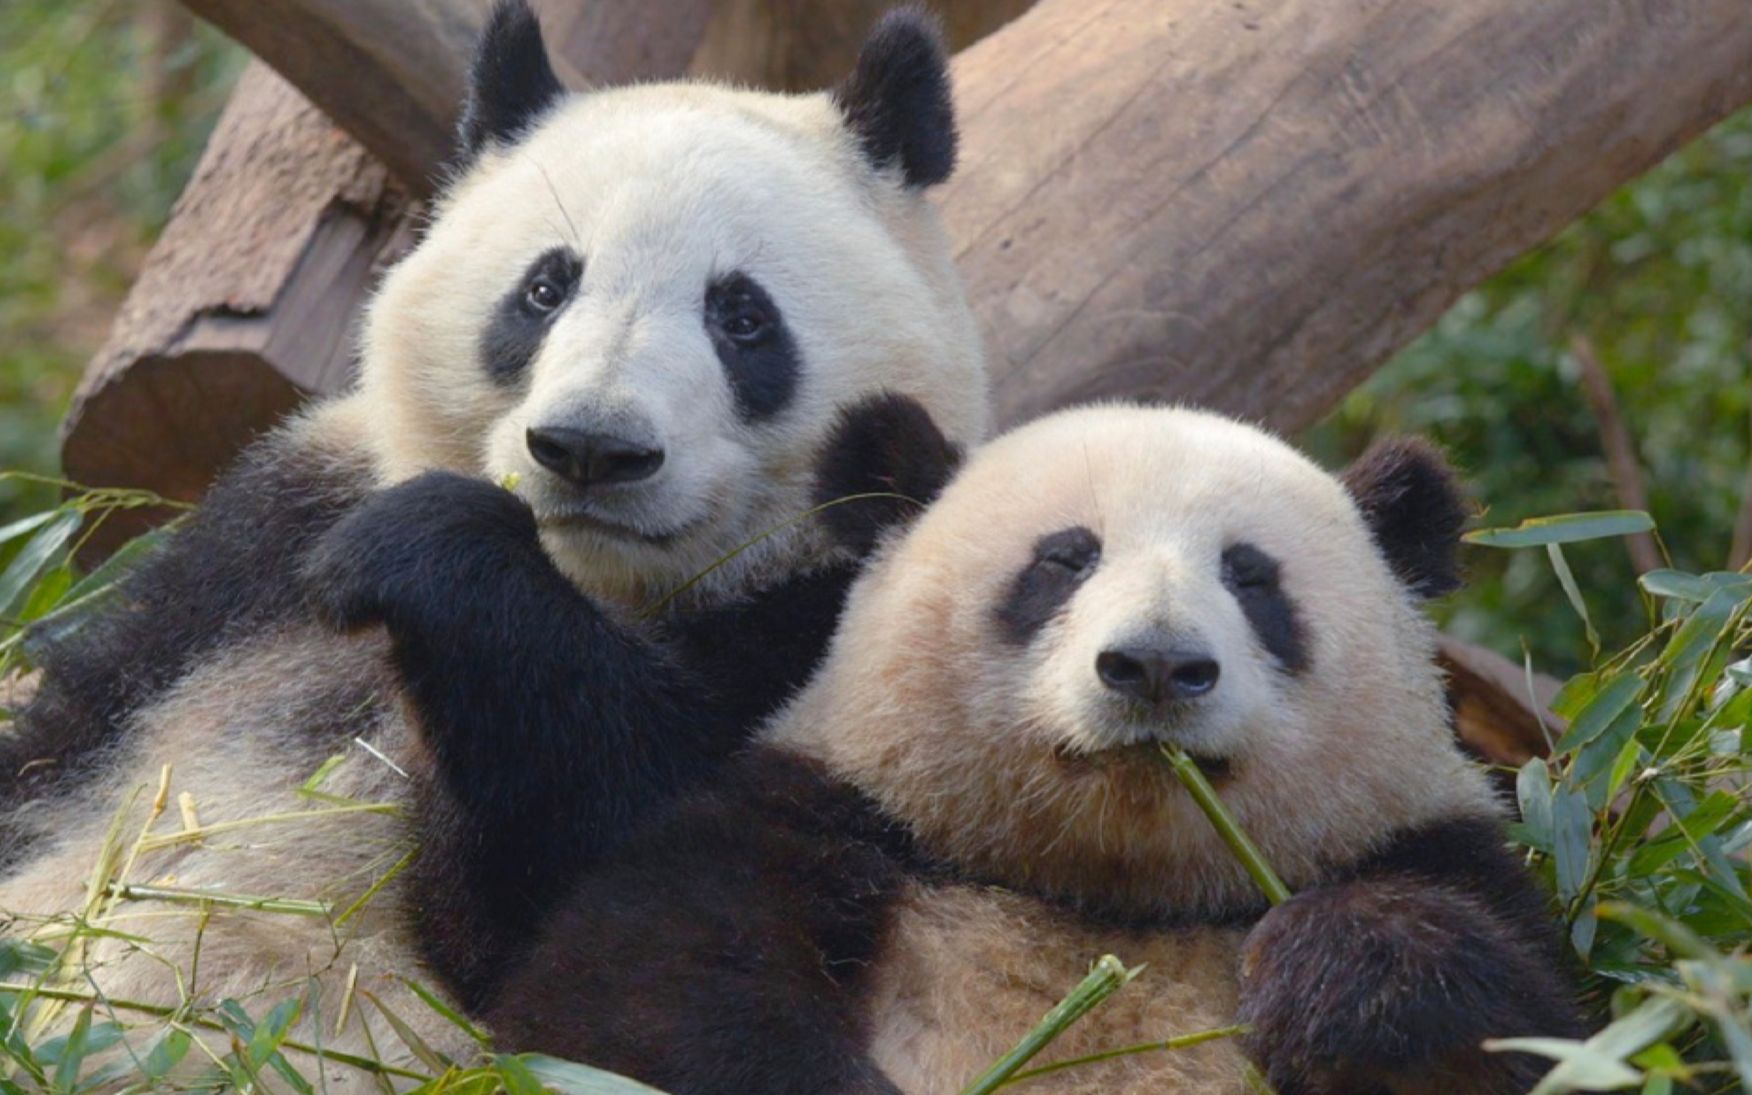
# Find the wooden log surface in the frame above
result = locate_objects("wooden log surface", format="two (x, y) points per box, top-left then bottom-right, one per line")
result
(942, 0), (1752, 430)
(61, 61), (414, 556)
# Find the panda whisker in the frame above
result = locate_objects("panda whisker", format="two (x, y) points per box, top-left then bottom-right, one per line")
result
(536, 162), (583, 251)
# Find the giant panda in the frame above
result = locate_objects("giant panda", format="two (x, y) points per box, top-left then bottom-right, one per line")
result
(453, 405), (1585, 1095)
(0, 0), (985, 1076)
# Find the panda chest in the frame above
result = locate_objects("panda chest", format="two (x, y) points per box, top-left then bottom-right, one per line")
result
(863, 881), (1251, 1095)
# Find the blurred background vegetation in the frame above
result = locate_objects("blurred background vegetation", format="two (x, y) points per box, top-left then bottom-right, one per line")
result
(2, 1), (1749, 680)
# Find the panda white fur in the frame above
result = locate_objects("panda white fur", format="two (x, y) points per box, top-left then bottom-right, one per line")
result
(0, 1), (984, 1079)
(468, 405), (1585, 1095)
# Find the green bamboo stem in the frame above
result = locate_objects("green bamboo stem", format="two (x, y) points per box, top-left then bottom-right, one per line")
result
(1160, 744), (1291, 906)
(957, 955), (1137, 1095)
(999, 1023), (1249, 1085)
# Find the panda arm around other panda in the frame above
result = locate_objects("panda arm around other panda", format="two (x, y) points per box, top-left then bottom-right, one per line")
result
(302, 393), (960, 1007)
(479, 747), (911, 1095)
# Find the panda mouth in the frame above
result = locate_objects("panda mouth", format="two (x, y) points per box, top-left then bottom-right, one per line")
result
(539, 506), (699, 546)
(1060, 742), (1233, 782)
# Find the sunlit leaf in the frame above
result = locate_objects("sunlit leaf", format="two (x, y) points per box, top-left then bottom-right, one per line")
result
(1464, 510), (1656, 548)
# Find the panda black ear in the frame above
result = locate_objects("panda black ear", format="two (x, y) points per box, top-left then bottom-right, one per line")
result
(816, 393), (962, 556)
(832, 7), (957, 188)
(455, 0), (565, 163)
(1340, 438), (1469, 599)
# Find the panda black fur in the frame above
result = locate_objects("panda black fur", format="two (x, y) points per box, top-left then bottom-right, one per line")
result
(0, 0), (985, 1075)
(460, 406), (1584, 1095)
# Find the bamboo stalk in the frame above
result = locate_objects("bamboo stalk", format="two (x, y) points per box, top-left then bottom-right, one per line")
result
(1159, 745), (1291, 906)
(957, 955), (1137, 1095)
(1000, 1023), (1249, 1085)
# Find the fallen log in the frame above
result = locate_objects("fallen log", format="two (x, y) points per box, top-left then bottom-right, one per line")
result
(60, 61), (413, 556)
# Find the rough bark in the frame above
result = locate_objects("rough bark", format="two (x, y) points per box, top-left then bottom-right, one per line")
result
(177, 0), (483, 189)
(61, 62), (414, 556)
(939, 0), (1752, 431)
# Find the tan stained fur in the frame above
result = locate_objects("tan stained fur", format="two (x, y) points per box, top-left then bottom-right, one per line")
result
(869, 883), (1248, 1094)
(765, 406), (1500, 1091)
(4, 73), (986, 1086)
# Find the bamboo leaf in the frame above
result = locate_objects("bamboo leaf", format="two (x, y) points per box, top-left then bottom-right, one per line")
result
(0, 510), (80, 617)
(1464, 510), (1655, 549)
(1555, 675), (1644, 755)
(0, 510), (58, 549)
(1655, 588), (1741, 721)
(521, 1055), (674, 1094)
(1553, 789), (1594, 905)
(1517, 758), (1555, 852)
(1547, 543), (1599, 653)
(1640, 569), (1752, 603)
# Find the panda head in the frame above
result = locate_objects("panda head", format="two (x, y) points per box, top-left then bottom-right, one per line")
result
(356, 1), (986, 607)
(772, 405), (1499, 919)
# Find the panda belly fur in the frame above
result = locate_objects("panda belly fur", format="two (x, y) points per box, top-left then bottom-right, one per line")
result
(0, 623), (477, 1083)
(867, 881), (1248, 1094)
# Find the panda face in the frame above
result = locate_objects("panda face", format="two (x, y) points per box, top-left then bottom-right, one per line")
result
(774, 405), (1494, 918)
(358, 85), (986, 606)
(970, 412), (1368, 780)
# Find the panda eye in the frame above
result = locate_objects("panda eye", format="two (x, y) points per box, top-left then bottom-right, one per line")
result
(524, 276), (564, 313)
(706, 276), (777, 346)
(1035, 526), (1101, 575)
(1222, 543), (1280, 591)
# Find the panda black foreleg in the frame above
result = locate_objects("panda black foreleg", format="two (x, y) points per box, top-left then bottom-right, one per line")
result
(304, 472), (749, 1003)
(1236, 818), (1586, 1095)
(482, 749), (909, 1095)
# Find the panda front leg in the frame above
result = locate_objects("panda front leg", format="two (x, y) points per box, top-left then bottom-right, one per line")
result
(302, 471), (744, 1006)
(1235, 821), (1586, 1095)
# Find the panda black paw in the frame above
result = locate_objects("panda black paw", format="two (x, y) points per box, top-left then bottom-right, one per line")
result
(303, 471), (540, 634)
(1237, 879), (1556, 1095)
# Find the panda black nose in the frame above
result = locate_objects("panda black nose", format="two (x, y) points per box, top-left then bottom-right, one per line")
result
(526, 427), (664, 488)
(1096, 646), (1221, 705)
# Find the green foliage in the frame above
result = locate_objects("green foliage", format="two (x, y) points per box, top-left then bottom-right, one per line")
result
(0, 2), (242, 521)
(1308, 105), (1752, 677)
(1468, 512), (1752, 1092)
(0, 476), (188, 699)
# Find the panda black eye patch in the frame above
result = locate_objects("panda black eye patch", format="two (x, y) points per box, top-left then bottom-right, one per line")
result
(705, 272), (800, 422)
(995, 526), (1101, 645)
(481, 247), (583, 383)
(1221, 542), (1309, 673)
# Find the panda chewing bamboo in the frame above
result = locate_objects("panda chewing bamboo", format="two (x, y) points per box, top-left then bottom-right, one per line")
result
(0, 0), (985, 1076)
(395, 405), (1586, 1095)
